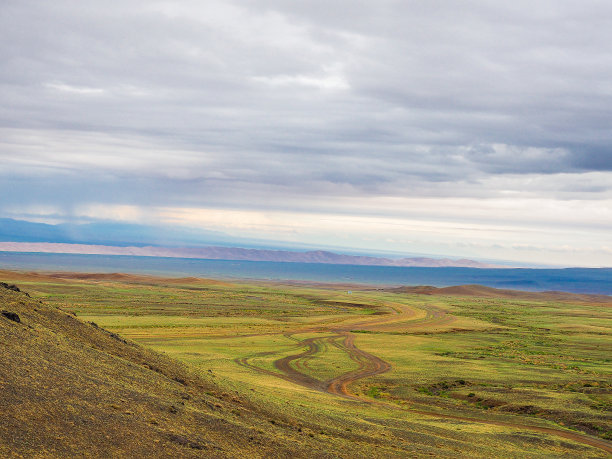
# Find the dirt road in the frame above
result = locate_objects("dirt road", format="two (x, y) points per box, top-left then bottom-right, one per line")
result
(235, 300), (612, 455)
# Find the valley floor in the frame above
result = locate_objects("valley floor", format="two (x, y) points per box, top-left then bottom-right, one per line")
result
(1, 269), (611, 457)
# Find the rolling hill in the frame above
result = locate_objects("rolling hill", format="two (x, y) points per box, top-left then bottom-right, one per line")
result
(0, 283), (339, 457)
(389, 284), (612, 302)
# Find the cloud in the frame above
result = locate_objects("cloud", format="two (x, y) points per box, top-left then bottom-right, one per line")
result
(1, 1), (612, 265)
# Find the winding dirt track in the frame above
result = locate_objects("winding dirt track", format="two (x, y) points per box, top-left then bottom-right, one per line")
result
(234, 300), (612, 454)
(326, 332), (391, 398)
(273, 336), (329, 391)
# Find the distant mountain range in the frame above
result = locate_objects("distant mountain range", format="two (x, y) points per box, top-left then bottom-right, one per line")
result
(0, 218), (501, 268)
(0, 242), (500, 268)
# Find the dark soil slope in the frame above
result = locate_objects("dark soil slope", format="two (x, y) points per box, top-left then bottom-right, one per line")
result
(0, 283), (326, 458)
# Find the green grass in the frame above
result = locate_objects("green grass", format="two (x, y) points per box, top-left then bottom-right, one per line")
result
(4, 271), (611, 456)
(349, 295), (611, 438)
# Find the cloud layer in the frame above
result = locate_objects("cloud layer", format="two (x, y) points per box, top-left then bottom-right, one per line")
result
(1, 1), (611, 266)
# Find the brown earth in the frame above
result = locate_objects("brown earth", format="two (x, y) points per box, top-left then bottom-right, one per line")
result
(0, 269), (230, 286)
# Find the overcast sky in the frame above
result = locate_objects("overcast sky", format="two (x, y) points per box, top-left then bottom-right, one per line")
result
(1, 1), (611, 266)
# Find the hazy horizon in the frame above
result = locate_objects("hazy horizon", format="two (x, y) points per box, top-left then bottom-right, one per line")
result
(0, 217), (568, 268)
(2, 2), (611, 267)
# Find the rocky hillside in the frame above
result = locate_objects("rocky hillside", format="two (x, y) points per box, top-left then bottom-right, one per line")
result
(0, 283), (331, 458)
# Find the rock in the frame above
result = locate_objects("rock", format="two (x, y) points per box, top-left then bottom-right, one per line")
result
(0, 282), (21, 292)
(167, 434), (206, 450)
(0, 282), (30, 297)
(1, 311), (21, 323)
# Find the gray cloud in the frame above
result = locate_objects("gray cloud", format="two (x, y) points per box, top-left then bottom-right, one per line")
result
(1, 1), (611, 261)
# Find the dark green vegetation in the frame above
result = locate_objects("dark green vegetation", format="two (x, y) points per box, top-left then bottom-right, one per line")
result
(1, 270), (611, 457)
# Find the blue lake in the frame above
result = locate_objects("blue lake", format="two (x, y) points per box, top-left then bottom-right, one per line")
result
(1, 251), (611, 295)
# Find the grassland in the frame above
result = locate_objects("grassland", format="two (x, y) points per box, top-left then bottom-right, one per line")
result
(1, 270), (611, 457)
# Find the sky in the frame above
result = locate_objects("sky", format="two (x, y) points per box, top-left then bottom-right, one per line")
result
(1, 1), (611, 267)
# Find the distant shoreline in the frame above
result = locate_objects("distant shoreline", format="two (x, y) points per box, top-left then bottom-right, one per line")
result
(3, 268), (609, 303)
(1, 251), (610, 295)
(0, 241), (503, 268)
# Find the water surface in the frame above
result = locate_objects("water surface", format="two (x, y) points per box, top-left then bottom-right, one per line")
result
(1, 252), (610, 295)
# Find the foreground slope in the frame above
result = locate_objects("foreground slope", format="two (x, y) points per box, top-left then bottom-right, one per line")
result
(0, 283), (333, 458)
